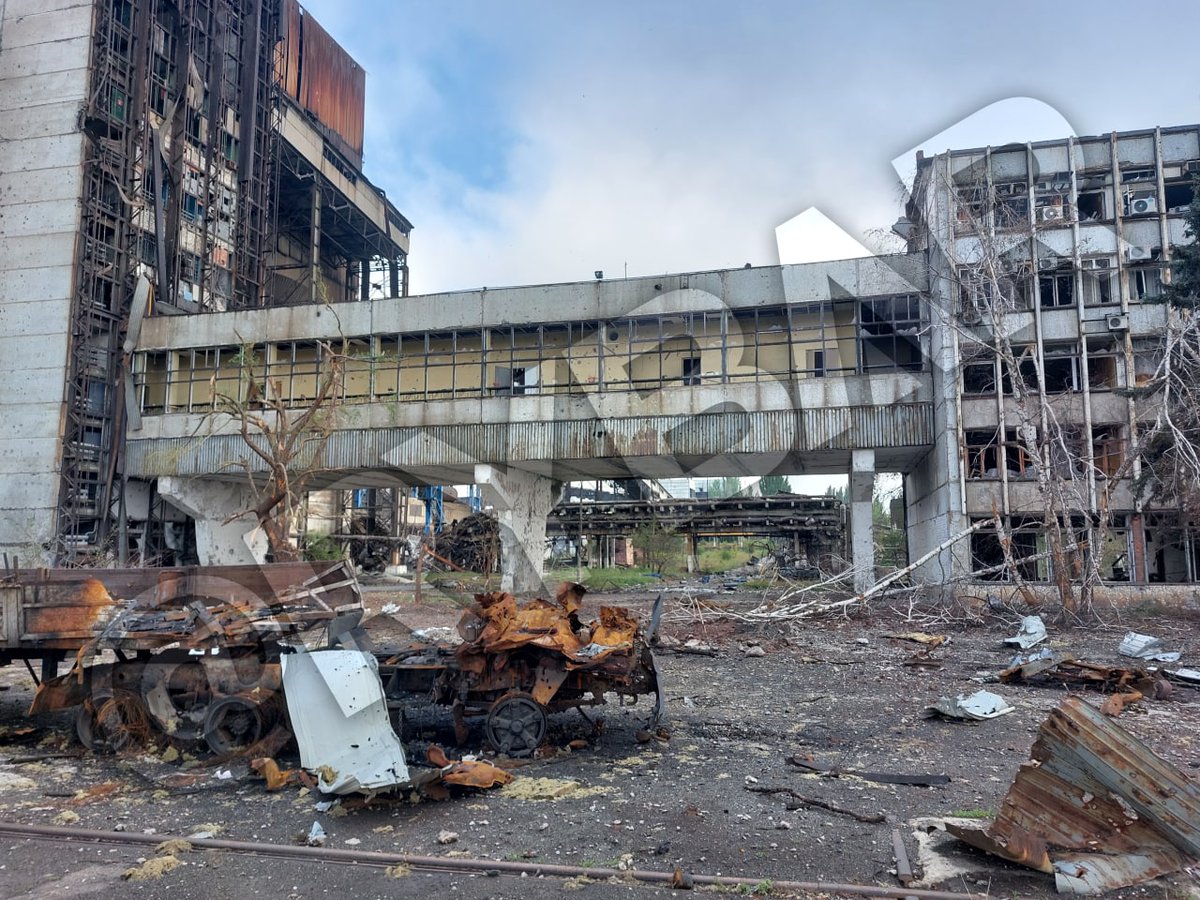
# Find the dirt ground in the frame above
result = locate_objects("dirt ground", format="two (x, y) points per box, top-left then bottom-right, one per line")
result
(1, 585), (1199, 899)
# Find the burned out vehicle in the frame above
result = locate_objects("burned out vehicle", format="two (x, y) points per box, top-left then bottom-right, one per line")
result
(377, 583), (665, 756)
(3, 561), (363, 754)
(4, 562), (663, 758)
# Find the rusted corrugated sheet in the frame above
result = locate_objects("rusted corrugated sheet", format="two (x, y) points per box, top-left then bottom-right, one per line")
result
(296, 7), (365, 162)
(948, 696), (1200, 893)
(125, 404), (934, 478)
(277, 0), (302, 100)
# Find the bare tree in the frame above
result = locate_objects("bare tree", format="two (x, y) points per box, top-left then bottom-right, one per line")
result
(209, 340), (346, 561)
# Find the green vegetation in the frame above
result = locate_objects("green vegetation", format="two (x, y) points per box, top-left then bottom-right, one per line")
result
(757, 474), (791, 495)
(633, 519), (685, 574)
(949, 808), (994, 819)
(696, 539), (753, 573)
(302, 533), (345, 562)
(545, 566), (662, 589)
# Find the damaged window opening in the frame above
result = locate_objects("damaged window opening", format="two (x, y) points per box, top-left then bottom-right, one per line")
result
(1039, 267), (1074, 308)
(962, 357), (997, 395)
(1133, 337), (1165, 386)
(1081, 258), (1115, 306)
(956, 185), (987, 231)
(993, 182), (1029, 229)
(1165, 180), (1195, 213)
(1076, 190), (1107, 221)
(1086, 340), (1120, 390)
(970, 518), (1043, 581)
(1092, 425), (1126, 478)
(1132, 267), (1165, 301)
(1146, 513), (1200, 583)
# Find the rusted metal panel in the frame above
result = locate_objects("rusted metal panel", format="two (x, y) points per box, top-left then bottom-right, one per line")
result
(277, 0), (302, 100)
(947, 696), (1200, 893)
(296, 5), (365, 162)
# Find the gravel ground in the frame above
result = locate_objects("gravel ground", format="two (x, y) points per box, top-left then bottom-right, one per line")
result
(1, 587), (1199, 899)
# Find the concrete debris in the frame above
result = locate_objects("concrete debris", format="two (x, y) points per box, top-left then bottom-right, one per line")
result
(437, 830), (460, 845)
(1118, 632), (1181, 663)
(743, 645), (766, 658)
(1003, 615), (1047, 650)
(925, 690), (1014, 721)
(947, 697), (1200, 894)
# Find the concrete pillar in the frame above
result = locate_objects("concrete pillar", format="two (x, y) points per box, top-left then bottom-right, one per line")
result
(685, 532), (698, 573)
(158, 476), (268, 566)
(849, 449), (875, 594)
(475, 464), (563, 595)
(309, 185), (322, 305)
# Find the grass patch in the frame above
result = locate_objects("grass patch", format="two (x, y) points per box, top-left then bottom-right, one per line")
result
(546, 567), (663, 589)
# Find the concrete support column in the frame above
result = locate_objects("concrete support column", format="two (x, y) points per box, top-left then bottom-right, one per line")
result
(360, 260), (371, 302)
(158, 476), (268, 566)
(685, 532), (698, 573)
(475, 465), (563, 595)
(849, 449), (875, 594)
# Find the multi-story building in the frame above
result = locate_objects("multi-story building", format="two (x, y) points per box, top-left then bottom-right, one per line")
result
(905, 124), (1200, 585)
(0, 0), (411, 563)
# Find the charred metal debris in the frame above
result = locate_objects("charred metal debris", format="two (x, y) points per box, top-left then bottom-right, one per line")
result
(5, 563), (662, 784)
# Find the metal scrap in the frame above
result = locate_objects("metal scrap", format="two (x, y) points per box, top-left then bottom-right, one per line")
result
(1002, 615), (1047, 650)
(998, 651), (1169, 699)
(281, 648), (410, 795)
(1118, 632), (1181, 664)
(925, 690), (1014, 721)
(948, 696), (1200, 893)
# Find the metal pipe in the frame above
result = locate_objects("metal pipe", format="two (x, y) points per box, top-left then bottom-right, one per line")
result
(0, 822), (978, 899)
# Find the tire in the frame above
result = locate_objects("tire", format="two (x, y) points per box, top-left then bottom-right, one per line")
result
(484, 691), (547, 757)
(203, 695), (264, 755)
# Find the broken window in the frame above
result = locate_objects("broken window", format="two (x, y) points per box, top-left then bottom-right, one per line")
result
(1132, 267), (1165, 301)
(1092, 425), (1125, 478)
(993, 181), (1029, 229)
(1004, 429), (1037, 478)
(970, 518), (1043, 580)
(1145, 513), (1199, 583)
(1124, 189), (1159, 217)
(682, 357), (701, 386)
(1034, 172), (1072, 225)
(962, 357), (997, 395)
(1086, 338), (1120, 390)
(1076, 190), (1107, 221)
(859, 294), (922, 372)
(1133, 337), (1164, 386)
(1080, 257), (1115, 306)
(1041, 344), (1082, 393)
(965, 429), (1002, 478)
(1165, 179), (1195, 213)
(956, 186), (987, 231)
(1039, 263), (1074, 308)
(1098, 516), (1131, 582)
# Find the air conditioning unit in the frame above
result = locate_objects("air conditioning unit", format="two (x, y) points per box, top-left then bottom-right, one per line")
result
(1036, 205), (1065, 223)
(1106, 314), (1129, 332)
(1128, 192), (1158, 215)
(1184, 160), (1200, 175)
(1126, 245), (1153, 262)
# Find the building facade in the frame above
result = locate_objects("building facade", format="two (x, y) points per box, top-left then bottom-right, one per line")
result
(905, 124), (1200, 585)
(0, 0), (411, 564)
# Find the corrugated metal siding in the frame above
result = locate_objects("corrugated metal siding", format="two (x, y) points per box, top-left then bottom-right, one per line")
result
(276, 0), (365, 163)
(126, 404), (933, 478)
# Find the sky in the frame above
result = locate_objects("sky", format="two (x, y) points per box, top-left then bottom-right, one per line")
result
(298, 2), (1199, 496)
(300, 0), (1200, 297)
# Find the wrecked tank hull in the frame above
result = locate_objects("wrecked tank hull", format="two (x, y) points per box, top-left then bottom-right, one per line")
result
(378, 584), (666, 756)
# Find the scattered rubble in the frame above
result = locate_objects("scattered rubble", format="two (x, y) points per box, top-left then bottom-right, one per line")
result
(1118, 631), (1182, 663)
(1002, 614), (1047, 650)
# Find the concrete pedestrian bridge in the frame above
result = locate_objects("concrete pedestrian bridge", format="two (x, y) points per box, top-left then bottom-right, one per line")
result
(125, 255), (936, 590)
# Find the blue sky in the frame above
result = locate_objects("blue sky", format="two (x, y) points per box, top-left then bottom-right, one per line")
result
(301, 1), (1200, 296)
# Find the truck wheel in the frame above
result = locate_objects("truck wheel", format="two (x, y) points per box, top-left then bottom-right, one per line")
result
(203, 696), (264, 755)
(485, 692), (547, 757)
